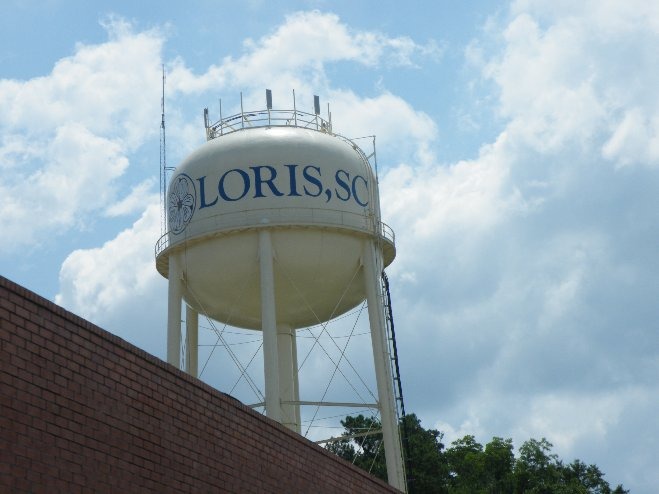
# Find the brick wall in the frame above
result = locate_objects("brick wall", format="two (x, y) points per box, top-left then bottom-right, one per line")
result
(0, 276), (397, 493)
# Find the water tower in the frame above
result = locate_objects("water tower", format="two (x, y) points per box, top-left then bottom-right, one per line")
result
(155, 91), (406, 491)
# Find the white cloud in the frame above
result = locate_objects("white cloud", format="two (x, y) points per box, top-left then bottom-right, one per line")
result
(511, 0), (659, 34)
(167, 11), (441, 97)
(56, 201), (161, 317)
(382, 138), (514, 241)
(0, 133), (41, 170)
(384, 3), (659, 491)
(602, 108), (659, 167)
(0, 18), (162, 144)
(0, 18), (164, 253)
(328, 89), (438, 163)
(105, 178), (159, 217)
(56, 202), (166, 350)
(0, 124), (128, 250)
(435, 385), (655, 464)
(482, 1), (659, 165)
(517, 390), (626, 451)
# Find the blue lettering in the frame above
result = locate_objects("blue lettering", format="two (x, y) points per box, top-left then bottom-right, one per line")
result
(197, 164), (368, 207)
(285, 164), (302, 197)
(302, 165), (322, 197)
(335, 169), (351, 202)
(352, 175), (368, 207)
(251, 165), (284, 198)
(218, 168), (250, 201)
(197, 175), (218, 209)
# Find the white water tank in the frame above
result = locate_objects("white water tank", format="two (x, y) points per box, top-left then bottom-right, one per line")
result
(155, 124), (395, 330)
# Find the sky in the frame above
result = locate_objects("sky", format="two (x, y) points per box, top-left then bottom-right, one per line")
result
(1, 0), (658, 491)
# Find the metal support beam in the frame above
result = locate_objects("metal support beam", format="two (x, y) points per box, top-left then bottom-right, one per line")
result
(278, 324), (299, 431)
(362, 241), (406, 492)
(186, 305), (199, 377)
(259, 230), (281, 422)
(291, 330), (301, 433)
(167, 254), (182, 368)
(315, 429), (384, 445)
(248, 400), (379, 409)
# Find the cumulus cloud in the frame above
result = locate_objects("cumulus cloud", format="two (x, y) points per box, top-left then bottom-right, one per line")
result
(330, 89), (437, 157)
(0, 17), (163, 252)
(484, 0), (659, 164)
(105, 178), (159, 217)
(602, 108), (659, 167)
(167, 10), (441, 97)
(378, 3), (659, 491)
(56, 202), (167, 352)
(0, 124), (129, 249)
(56, 202), (161, 316)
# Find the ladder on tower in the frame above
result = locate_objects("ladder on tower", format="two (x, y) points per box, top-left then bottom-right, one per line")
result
(381, 272), (414, 493)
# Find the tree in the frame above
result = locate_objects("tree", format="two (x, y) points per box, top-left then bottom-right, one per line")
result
(401, 414), (448, 493)
(446, 435), (486, 492)
(325, 413), (448, 492)
(325, 414), (388, 482)
(558, 459), (630, 494)
(326, 414), (628, 494)
(514, 437), (562, 493)
(484, 437), (515, 493)
(444, 435), (516, 494)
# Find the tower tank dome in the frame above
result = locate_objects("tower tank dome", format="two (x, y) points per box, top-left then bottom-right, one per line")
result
(156, 103), (395, 330)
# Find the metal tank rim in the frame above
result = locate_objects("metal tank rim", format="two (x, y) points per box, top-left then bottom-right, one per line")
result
(155, 220), (395, 279)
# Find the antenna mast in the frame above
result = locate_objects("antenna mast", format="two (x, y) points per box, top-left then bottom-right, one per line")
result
(159, 64), (167, 236)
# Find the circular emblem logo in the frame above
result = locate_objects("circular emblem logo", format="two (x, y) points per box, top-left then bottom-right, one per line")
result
(168, 173), (197, 234)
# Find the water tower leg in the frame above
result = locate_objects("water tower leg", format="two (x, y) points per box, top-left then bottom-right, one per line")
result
(278, 324), (299, 431)
(292, 333), (301, 434)
(186, 305), (199, 378)
(167, 254), (182, 369)
(259, 230), (282, 422)
(362, 241), (406, 492)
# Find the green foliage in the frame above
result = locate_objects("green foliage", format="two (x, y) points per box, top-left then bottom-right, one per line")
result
(484, 437), (515, 493)
(325, 414), (388, 481)
(515, 437), (561, 493)
(446, 435), (485, 492)
(326, 414), (628, 494)
(401, 414), (449, 493)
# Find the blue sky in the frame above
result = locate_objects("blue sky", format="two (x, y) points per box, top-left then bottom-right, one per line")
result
(2, 1), (658, 492)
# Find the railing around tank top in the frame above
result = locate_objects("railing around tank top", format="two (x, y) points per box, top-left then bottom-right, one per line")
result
(205, 108), (332, 140)
(203, 106), (379, 184)
(155, 206), (395, 258)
